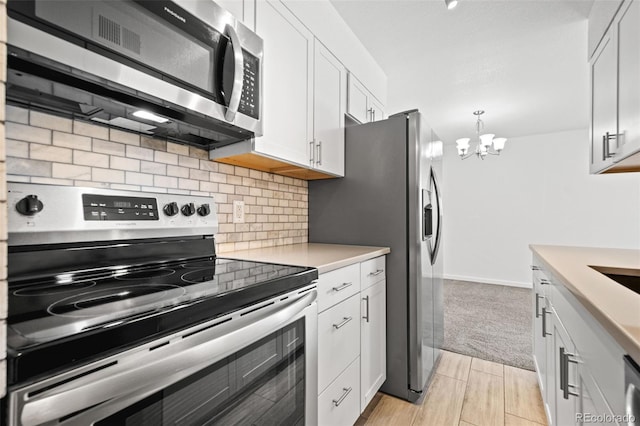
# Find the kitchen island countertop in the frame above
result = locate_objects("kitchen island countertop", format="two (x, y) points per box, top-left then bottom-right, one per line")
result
(530, 245), (640, 363)
(220, 243), (390, 274)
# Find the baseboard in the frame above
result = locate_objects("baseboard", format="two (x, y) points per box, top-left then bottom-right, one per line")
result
(443, 274), (531, 289)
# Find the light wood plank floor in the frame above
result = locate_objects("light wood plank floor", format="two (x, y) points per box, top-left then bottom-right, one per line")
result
(356, 351), (547, 426)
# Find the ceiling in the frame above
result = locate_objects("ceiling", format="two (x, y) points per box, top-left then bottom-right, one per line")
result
(330, 0), (595, 144)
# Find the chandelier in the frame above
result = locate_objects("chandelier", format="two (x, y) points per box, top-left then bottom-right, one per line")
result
(455, 110), (507, 160)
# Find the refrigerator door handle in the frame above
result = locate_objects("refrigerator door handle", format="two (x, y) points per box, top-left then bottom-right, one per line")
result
(429, 167), (443, 265)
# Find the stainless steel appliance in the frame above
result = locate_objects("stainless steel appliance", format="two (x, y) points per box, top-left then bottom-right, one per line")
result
(6, 0), (262, 148)
(309, 110), (444, 402)
(625, 356), (640, 426)
(6, 183), (318, 426)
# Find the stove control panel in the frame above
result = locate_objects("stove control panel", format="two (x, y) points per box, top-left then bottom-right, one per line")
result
(7, 183), (219, 246)
(82, 194), (159, 221)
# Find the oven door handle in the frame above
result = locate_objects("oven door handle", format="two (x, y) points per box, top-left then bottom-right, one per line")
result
(17, 290), (317, 426)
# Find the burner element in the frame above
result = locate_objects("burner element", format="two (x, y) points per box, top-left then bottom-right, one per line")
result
(48, 284), (186, 317)
(14, 281), (97, 297)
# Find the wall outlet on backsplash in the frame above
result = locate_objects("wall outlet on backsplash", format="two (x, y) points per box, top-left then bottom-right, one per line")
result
(233, 200), (245, 224)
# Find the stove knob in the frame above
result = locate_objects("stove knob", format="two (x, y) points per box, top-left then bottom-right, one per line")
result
(181, 202), (196, 216)
(197, 204), (211, 217)
(163, 202), (179, 217)
(16, 195), (44, 216)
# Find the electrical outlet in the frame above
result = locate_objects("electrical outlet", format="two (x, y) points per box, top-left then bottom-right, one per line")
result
(233, 200), (245, 224)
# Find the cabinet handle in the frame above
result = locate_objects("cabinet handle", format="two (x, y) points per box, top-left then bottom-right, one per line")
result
(333, 316), (353, 329)
(531, 265), (541, 271)
(332, 282), (353, 292)
(542, 307), (552, 338)
(332, 387), (353, 407)
(603, 132), (620, 160)
(372, 109), (376, 121)
(368, 269), (384, 277)
(540, 278), (550, 286)
(535, 293), (543, 318)
(309, 140), (315, 164)
(560, 347), (580, 399)
(316, 141), (322, 166)
(363, 296), (370, 322)
(368, 107), (374, 122)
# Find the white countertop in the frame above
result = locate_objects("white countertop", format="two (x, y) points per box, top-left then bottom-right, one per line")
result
(530, 245), (640, 363)
(220, 243), (390, 274)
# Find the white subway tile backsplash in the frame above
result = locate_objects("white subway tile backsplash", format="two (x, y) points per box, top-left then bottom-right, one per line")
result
(5, 107), (308, 253)
(125, 171), (153, 186)
(73, 120), (109, 140)
(6, 175), (29, 183)
(167, 142), (189, 156)
(92, 167), (125, 183)
(92, 139), (126, 156)
(5, 106), (28, 124)
(73, 150), (109, 168)
(30, 112), (72, 133)
(52, 163), (91, 180)
(110, 156), (140, 172)
(6, 122), (51, 145)
(110, 129), (140, 146)
(53, 131), (91, 151)
(140, 160), (166, 175)
(154, 151), (178, 165)
(30, 144), (72, 163)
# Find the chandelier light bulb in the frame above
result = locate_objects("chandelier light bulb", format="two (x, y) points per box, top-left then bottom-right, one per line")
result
(493, 137), (507, 152)
(479, 134), (494, 148)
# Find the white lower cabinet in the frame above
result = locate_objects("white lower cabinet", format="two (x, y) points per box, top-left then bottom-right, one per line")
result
(531, 260), (624, 426)
(360, 279), (386, 409)
(318, 357), (361, 426)
(316, 256), (386, 425)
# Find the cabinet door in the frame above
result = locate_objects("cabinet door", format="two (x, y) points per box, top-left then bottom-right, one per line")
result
(347, 73), (369, 124)
(617, 0), (640, 160)
(360, 279), (386, 410)
(577, 363), (617, 426)
(254, 0), (314, 167)
(551, 311), (578, 426)
(215, 0), (244, 23)
(313, 40), (346, 176)
(590, 31), (618, 173)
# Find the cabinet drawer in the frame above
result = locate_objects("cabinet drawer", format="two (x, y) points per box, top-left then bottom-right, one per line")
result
(317, 264), (360, 313)
(361, 256), (385, 290)
(318, 294), (361, 393)
(318, 357), (360, 426)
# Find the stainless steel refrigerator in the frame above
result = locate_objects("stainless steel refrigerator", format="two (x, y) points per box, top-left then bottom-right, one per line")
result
(309, 110), (444, 402)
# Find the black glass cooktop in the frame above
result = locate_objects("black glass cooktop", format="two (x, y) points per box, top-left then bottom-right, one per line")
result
(7, 257), (317, 384)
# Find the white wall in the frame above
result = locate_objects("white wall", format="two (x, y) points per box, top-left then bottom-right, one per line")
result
(442, 128), (640, 287)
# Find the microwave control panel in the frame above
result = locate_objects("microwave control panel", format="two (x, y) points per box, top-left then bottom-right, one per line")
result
(239, 51), (259, 119)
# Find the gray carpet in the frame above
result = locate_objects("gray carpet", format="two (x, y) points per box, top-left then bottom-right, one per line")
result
(442, 279), (534, 371)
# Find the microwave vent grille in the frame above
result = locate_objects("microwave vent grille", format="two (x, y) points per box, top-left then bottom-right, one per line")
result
(98, 15), (140, 55)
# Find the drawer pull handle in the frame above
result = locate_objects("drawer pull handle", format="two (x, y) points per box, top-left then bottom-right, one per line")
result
(332, 282), (353, 292)
(531, 265), (540, 271)
(539, 278), (550, 285)
(368, 269), (384, 277)
(332, 387), (353, 407)
(333, 317), (353, 329)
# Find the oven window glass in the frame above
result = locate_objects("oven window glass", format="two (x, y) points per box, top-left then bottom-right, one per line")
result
(97, 318), (305, 425)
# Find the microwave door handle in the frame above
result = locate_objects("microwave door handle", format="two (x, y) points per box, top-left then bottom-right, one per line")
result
(224, 24), (245, 122)
(18, 291), (316, 426)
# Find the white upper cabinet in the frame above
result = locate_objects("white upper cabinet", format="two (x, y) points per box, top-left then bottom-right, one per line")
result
(347, 73), (385, 124)
(590, 0), (640, 173)
(215, 0), (256, 30)
(312, 40), (346, 177)
(254, 0), (314, 168)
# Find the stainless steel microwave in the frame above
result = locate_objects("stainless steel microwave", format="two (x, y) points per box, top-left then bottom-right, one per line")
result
(6, 0), (263, 148)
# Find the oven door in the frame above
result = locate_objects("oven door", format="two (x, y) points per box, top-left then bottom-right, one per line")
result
(8, 287), (317, 426)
